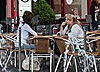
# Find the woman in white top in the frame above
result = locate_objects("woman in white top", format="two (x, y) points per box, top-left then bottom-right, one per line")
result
(15, 11), (37, 49)
(60, 14), (84, 38)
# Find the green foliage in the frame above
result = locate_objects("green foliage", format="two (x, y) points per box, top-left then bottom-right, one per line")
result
(33, 0), (55, 24)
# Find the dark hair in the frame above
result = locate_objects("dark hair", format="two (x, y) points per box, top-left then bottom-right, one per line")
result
(42, 25), (46, 29)
(91, 0), (97, 6)
(23, 11), (34, 28)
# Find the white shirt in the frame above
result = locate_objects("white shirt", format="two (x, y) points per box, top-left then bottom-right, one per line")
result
(95, 10), (99, 21)
(15, 22), (37, 47)
(61, 24), (84, 38)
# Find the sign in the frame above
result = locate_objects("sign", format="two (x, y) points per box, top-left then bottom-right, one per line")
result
(19, 0), (32, 17)
(21, 0), (29, 2)
(66, 0), (73, 5)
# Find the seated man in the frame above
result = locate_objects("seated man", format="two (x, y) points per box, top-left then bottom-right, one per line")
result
(38, 25), (49, 35)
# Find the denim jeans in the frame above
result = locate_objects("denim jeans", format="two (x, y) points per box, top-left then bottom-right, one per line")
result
(22, 44), (35, 50)
(92, 21), (98, 30)
(15, 44), (35, 50)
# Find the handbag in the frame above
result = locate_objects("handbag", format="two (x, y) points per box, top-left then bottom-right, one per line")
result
(22, 51), (40, 70)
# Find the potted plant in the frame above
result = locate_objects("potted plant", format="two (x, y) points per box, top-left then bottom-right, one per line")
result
(33, 0), (55, 25)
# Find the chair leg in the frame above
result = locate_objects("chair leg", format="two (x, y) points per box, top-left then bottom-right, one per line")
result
(2, 51), (13, 71)
(92, 56), (97, 72)
(65, 55), (73, 72)
(2, 50), (8, 65)
(0, 58), (3, 67)
(50, 53), (52, 72)
(64, 55), (67, 71)
(54, 54), (62, 72)
(14, 52), (16, 67)
(0, 50), (4, 67)
(31, 51), (33, 72)
(29, 50), (31, 70)
(64, 49), (69, 71)
(74, 57), (78, 72)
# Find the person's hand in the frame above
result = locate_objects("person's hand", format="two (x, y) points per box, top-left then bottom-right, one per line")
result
(37, 33), (42, 36)
(61, 22), (66, 27)
(95, 9), (99, 13)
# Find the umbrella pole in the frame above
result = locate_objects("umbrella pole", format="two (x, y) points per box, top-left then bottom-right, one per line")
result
(19, 27), (21, 72)
(17, 0), (21, 72)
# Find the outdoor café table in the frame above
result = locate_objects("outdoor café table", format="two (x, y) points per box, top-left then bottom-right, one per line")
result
(85, 30), (100, 56)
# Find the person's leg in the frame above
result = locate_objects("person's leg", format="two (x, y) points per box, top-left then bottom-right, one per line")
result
(92, 21), (95, 31)
(30, 44), (35, 50)
(95, 21), (98, 30)
(93, 21), (98, 30)
(22, 44), (35, 49)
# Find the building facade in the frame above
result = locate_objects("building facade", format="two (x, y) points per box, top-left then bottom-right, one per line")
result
(1, 0), (100, 24)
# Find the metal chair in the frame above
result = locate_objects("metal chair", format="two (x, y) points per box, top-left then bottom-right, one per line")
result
(54, 37), (84, 72)
(31, 36), (53, 72)
(1, 33), (31, 71)
(0, 34), (11, 68)
(54, 37), (66, 72)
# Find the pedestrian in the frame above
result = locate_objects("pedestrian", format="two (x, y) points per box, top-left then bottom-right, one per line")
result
(41, 25), (49, 35)
(15, 11), (37, 49)
(90, 0), (99, 30)
(73, 9), (80, 19)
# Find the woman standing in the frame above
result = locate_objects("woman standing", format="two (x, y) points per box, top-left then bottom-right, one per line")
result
(90, 0), (99, 30)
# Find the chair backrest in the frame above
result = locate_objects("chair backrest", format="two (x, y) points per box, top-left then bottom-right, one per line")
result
(0, 34), (16, 49)
(55, 37), (66, 54)
(87, 30), (100, 35)
(34, 37), (50, 53)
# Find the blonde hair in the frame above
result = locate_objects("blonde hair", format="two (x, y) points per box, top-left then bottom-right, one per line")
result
(76, 20), (82, 28)
(65, 14), (73, 21)
(65, 14), (82, 27)
(65, 14), (77, 23)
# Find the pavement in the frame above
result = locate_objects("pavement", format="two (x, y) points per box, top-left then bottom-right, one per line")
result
(0, 52), (100, 72)
(0, 59), (100, 72)
(0, 66), (30, 72)
(0, 67), (44, 72)
(0, 67), (50, 72)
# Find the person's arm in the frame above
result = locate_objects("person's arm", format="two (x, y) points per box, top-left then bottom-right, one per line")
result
(68, 24), (80, 38)
(60, 22), (67, 36)
(25, 24), (37, 36)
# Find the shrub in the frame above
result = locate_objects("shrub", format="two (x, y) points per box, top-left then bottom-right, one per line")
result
(33, 0), (55, 24)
